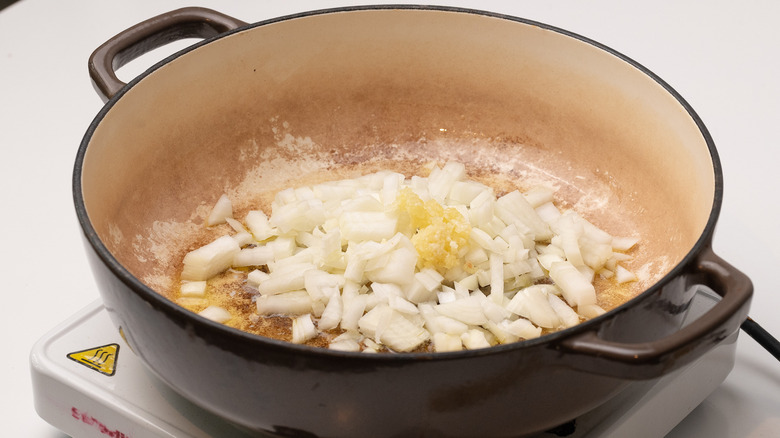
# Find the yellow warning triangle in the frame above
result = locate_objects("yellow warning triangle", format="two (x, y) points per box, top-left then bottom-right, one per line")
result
(67, 343), (120, 376)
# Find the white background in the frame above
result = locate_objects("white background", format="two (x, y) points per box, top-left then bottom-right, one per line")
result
(2, 1), (779, 436)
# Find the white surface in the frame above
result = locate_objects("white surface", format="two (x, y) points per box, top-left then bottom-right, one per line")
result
(1, 1), (778, 437)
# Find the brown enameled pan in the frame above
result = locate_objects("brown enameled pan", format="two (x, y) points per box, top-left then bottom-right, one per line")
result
(75, 6), (752, 437)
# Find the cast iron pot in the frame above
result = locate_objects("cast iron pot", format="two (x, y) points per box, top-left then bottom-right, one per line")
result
(75, 6), (753, 437)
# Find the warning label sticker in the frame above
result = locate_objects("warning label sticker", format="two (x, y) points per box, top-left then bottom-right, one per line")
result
(67, 343), (120, 376)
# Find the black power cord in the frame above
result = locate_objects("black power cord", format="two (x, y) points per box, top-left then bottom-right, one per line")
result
(741, 317), (780, 362)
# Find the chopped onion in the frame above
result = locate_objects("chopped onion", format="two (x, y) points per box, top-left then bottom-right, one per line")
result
(245, 210), (277, 241)
(612, 236), (640, 252)
(485, 320), (520, 344)
(339, 211), (397, 242)
(506, 285), (561, 329)
(180, 280), (207, 297)
(503, 318), (542, 340)
(198, 306), (231, 323)
(461, 329), (491, 349)
(177, 161), (643, 352)
(317, 293), (342, 332)
(181, 235), (241, 281)
(548, 293), (581, 328)
(495, 190), (553, 241)
(291, 314), (318, 344)
(615, 265), (638, 283)
(432, 332), (464, 352)
(206, 194), (233, 226)
(524, 186), (555, 208)
(247, 269), (270, 286)
(548, 260), (597, 308)
(435, 295), (488, 326)
(256, 266), (312, 296)
(579, 304), (607, 319)
(233, 246), (274, 267)
(256, 291), (313, 315)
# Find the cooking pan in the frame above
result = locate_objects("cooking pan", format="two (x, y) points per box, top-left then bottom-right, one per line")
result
(75, 6), (752, 437)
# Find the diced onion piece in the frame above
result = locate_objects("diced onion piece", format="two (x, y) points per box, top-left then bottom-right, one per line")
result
(535, 202), (562, 225)
(578, 218), (613, 245)
(580, 237), (614, 271)
(579, 304), (607, 319)
(435, 295), (488, 326)
(612, 236), (640, 252)
(485, 320), (520, 344)
(291, 314), (318, 344)
(404, 280), (436, 304)
(464, 246), (489, 266)
(198, 306), (231, 323)
(358, 304), (391, 340)
(504, 318), (542, 340)
(480, 296), (512, 323)
(366, 246), (417, 285)
(388, 294), (420, 314)
(615, 265), (638, 283)
(457, 274), (479, 292)
(362, 338), (381, 353)
(233, 246), (274, 267)
(232, 231), (255, 247)
(468, 188), (495, 226)
(268, 237), (296, 260)
(370, 282), (402, 303)
(449, 180), (488, 205)
(598, 268), (615, 279)
(256, 291), (313, 315)
(549, 260), (597, 307)
(181, 235), (241, 281)
(437, 288), (457, 304)
(318, 293), (343, 331)
(461, 329), (491, 349)
(555, 212), (584, 267)
(340, 294), (368, 332)
(257, 267), (312, 296)
(495, 190), (553, 241)
(489, 253), (504, 303)
(247, 269), (270, 286)
(340, 211), (398, 242)
(416, 268), (445, 291)
(428, 161), (466, 203)
(329, 338), (361, 352)
(343, 194), (384, 213)
(225, 217), (247, 234)
(419, 303), (464, 335)
(206, 194), (233, 226)
(524, 186), (555, 208)
(537, 253), (564, 271)
(378, 311), (430, 352)
(469, 227), (498, 252)
(506, 285), (561, 329)
(431, 315), (470, 336)
(304, 270), (344, 302)
(245, 210), (277, 241)
(548, 293), (581, 328)
(180, 280), (207, 297)
(432, 332), (463, 352)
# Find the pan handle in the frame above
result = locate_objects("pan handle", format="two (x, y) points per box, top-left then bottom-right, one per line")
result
(559, 246), (752, 379)
(88, 7), (247, 102)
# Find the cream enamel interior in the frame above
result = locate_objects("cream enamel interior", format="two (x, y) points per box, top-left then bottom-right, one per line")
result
(80, 9), (715, 311)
